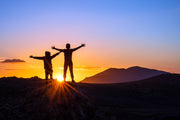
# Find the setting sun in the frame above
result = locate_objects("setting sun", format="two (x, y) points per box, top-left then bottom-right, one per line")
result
(56, 75), (64, 82)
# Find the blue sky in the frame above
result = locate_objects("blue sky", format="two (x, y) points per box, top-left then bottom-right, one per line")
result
(0, 0), (180, 74)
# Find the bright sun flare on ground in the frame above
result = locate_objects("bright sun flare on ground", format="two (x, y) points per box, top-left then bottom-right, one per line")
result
(56, 75), (64, 82)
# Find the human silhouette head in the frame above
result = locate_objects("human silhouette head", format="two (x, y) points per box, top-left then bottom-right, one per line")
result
(45, 51), (51, 57)
(66, 43), (70, 49)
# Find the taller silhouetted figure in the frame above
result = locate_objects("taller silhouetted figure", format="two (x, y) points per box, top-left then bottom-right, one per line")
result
(30, 51), (60, 80)
(52, 43), (85, 82)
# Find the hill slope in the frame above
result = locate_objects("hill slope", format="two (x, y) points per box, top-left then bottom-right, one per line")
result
(79, 74), (180, 119)
(80, 74), (180, 107)
(0, 74), (180, 120)
(0, 77), (96, 120)
(81, 66), (169, 83)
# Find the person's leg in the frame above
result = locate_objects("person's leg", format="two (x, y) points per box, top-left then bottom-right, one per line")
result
(69, 63), (75, 82)
(49, 71), (53, 87)
(45, 71), (48, 80)
(63, 63), (68, 81)
(50, 71), (53, 79)
(45, 71), (48, 86)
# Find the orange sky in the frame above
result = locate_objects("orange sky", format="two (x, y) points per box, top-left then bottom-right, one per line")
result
(0, 41), (179, 82)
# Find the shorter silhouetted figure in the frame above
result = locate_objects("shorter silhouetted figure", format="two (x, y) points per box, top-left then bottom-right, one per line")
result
(30, 51), (60, 80)
(52, 43), (85, 82)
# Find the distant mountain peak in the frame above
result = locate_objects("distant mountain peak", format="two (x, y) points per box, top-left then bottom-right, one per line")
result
(105, 68), (125, 71)
(81, 66), (169, 83)
(127, 66), (142, 69)
(127, 66), (153, 70)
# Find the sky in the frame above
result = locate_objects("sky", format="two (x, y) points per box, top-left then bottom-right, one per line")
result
(0, 0), (180, 81)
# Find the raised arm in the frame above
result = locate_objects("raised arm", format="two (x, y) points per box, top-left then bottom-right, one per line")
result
(52, 46), (64, 52)
(51, 52), (61, 59)
(72, 44), (85, 51)
(30, 55), (44, 60)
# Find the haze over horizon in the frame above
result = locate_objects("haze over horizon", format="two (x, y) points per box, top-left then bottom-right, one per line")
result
(0, 0), (180, 81)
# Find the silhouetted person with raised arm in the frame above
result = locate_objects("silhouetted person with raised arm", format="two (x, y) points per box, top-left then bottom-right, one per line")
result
(30, 51), (60, 80)
(52, 43), (85, 82)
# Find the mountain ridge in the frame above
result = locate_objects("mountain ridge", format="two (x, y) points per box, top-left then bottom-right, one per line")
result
(81, 66), (169, 83)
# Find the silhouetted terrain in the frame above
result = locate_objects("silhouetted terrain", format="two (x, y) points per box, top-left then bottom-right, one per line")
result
(82, 66), (169, 83)
(0, 74), (180, 120)
(80, 74), (180, 120)
(0, 77), (96, 120)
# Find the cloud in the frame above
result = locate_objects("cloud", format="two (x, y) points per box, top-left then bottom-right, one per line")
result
(0, 57), (5, 61)
(58, 66), (102, 70)
(73, 66), (104, 71)
(1, 59), (26, 63)
(75, 66), (102, 69)
(4, 69), (24, 70)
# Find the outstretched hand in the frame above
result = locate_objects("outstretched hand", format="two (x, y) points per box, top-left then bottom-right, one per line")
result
(52, 46), (56, 49)
(30, 55), (33, 58)
(81, 44), (85, 47)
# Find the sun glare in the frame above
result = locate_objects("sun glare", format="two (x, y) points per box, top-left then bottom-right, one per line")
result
(56, 75), (64, 82)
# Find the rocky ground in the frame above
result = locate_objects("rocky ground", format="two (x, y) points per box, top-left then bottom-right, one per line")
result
(0, 74), (180, 120)
(0, 77), (99, 120)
